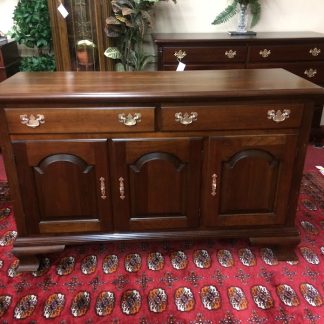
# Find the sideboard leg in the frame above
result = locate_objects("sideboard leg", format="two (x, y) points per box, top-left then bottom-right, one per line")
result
(249, 235), (300, 261)
(12, 244), (66, 272)
(16, 255), (40, 272)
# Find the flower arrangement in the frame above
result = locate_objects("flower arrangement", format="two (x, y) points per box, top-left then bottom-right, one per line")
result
(212, 0), (261, 30)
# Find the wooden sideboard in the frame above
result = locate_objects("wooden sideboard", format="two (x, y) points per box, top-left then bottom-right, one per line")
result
(0, 39), (20, 82)
(153, 32), (324, 141)
(0, 69), (322, 271)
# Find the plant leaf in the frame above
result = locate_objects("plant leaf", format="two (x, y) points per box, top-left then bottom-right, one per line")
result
(104, 47), (122, 59)
(249, 0), (261, 27)
(212, 0), (239, 25)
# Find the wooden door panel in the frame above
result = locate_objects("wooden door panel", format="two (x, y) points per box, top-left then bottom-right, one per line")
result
(111, 138), (202, 231)
(13, 139), (112, 234)
(202, 134), (297, 227)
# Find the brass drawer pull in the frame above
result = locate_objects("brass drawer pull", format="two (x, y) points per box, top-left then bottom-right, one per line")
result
(118, 113), (141, 126)
(309, 47), (321, 56)
(20, 114), (45, 128)
(211, 174), (217, 196)
(99, 177), (107, 199)
(259, 49), (271, 58)
(174, 50), (187, 61)
(304, 68), (317, 78)
(225, 50), (236, 59)
(267, 109), (291, 123)
(119, 177), (125, 200)
(175, 112), (198, 125)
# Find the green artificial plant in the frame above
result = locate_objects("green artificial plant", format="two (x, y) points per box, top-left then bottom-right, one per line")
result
(212, 0), (261, 29)
(104, 0), (176, 71)
(11, 0), (55, 71)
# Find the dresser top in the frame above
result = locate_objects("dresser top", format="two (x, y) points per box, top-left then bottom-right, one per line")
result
(0, 69), (322, 103)
(153, 32), (324, 43)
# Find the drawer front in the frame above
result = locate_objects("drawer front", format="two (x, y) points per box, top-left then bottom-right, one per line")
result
(249, 43), (324, 63)
(0, 52), (3, 67)
(162, 46), (247, 64)
(5, 107), (155, 134)
(160, 104), (304, 131)
(161, 63), (245, 71)
(247, 62), (324, 86)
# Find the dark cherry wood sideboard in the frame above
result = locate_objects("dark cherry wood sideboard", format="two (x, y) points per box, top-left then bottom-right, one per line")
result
(0, 69), (322, 272)
(153, 32), (324, 141)
(0, 39), (20, 82)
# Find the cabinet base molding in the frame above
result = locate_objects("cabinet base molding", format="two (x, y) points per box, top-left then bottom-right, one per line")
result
(13, 229), (300, 271)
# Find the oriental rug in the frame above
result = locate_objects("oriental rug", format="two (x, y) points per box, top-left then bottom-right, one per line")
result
(0, 147), (323, 323)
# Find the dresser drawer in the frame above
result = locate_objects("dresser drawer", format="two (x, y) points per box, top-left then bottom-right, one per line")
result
(162, 46), (247, 64)
(249, 44), (324, 63)
(160, 103), (304, 131)
(5, 107), (155, 134)
(247, 62), (324, 86)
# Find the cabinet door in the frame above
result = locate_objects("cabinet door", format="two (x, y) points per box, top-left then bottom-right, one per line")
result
(202, 134), (297, 227)
(111, 138), (202, 231)
(13, 139), (112, 234)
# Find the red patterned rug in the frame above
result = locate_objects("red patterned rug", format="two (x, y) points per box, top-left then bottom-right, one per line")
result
(0, 147), (323, 323)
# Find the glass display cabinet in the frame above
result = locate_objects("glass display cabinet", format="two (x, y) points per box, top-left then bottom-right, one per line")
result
(48, 0), (112, 71)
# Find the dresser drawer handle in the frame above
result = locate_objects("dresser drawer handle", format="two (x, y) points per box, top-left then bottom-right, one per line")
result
(259, 49), (271, 58)
(304, 68), (317, 78)
(118, 113), (141, 126)
(309, 47), (321, 56)
(175, 112), (198, 125)
(211, 174), (217, 196)
(20, 114), (45, 128)
(225, 50), (236, 59)
(267, 109), (291, 123)
(99, 177), (107, 200)
(119, 177), (125, 200)
(174, 50), (187, 61)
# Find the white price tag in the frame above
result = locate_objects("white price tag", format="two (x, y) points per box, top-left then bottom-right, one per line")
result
(58, 3), (69, 18)
(176, 61), (186, 72)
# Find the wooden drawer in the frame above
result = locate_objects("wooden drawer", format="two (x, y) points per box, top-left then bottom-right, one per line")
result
(247, 62), (324, 86)
(249, 44), (324, 63)
(0, 52), (3, 67)
(162, 46), (247, 64)
(160, 103), (304, 131)
(5, 107), (155, 134)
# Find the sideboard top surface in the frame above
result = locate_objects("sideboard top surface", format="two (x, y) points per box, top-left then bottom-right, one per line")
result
(0, 69), (322, 103)
(153, 32), (324, 43)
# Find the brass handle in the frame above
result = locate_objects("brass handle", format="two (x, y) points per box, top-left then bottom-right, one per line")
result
(267, 109), (291, 123)
(174, 50), (187, 61)
(259, 49), (271, 58)
(119, 177), (125, 200)
(309, 47), (321, 56)
(99, 177), (107, 199)
(118, 113), (141, 126)
(211, 174), (217, 196)
(20, 114), (45, 128)
(304, 68), (317, 78)
(175, 112), (198, 125)
(225, 50), (236, 59)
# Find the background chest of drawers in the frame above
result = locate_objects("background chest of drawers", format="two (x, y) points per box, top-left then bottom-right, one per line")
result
(153, 32), (324, 139)
(0, 39), (20, 83)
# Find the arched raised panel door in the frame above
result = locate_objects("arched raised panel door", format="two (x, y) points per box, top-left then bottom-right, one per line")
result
(13, 139), (112, 234)
(111, 138), (203, 231)
(202, 134), (298, 227)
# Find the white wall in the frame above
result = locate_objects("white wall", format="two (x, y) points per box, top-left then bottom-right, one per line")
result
(1, 0), (324, 123)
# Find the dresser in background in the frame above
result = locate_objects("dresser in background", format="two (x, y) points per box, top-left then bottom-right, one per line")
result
(0, 39), (20, 82)
(153, 32), (324, 142)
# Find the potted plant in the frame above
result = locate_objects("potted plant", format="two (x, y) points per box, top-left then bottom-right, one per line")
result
(212, 0), (261, 35)
(11, 0), (55, 71)
(104, 0), (176, 71)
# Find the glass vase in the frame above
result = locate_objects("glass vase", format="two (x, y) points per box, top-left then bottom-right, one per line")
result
(237, 3), (248, 33)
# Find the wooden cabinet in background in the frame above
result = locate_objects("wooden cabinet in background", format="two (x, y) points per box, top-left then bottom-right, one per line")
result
(153, 32), (324, 140)
(0, 39), (20, 82)
(47, 0), (112, 71)
(0, 69), (322, 271)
